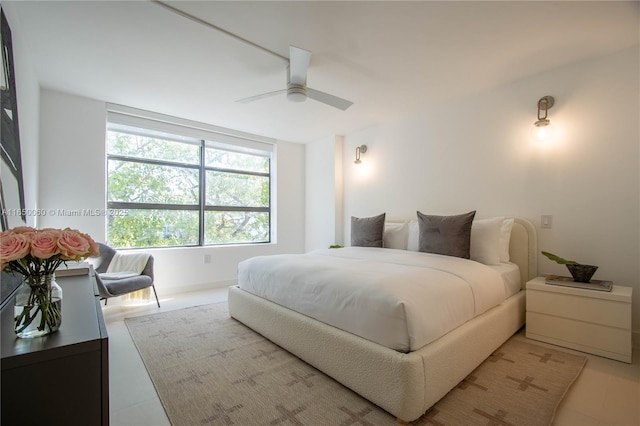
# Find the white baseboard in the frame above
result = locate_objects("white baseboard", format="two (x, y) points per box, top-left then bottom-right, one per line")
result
(99, 280), (235, 309)
(159, 279), (236, 297)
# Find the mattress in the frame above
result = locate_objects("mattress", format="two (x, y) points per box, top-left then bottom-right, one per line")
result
(237, 247), (511, 352)
(488, 261), (521, 297)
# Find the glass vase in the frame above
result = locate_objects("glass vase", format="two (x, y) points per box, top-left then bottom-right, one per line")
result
(14, 273), (63, 338)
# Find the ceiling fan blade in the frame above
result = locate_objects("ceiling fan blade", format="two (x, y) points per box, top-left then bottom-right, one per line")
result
(306, 88), (354, 111)
(236, 89), (287, 103)
(289, 46), (311, 86)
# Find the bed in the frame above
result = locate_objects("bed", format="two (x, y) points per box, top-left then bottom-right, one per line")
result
(228, 217), (537, 423)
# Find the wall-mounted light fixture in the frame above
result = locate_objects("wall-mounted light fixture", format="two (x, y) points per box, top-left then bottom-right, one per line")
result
(531, 96), (555, 143)
(354, 145), (367, 164)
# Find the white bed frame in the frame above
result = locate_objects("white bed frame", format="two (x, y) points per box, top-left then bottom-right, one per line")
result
(228, 218), (537, 423)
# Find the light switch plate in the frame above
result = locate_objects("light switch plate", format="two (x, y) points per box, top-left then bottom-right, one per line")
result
(541, 215), (552, 228)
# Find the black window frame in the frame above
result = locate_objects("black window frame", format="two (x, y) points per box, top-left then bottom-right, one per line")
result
(106, 120), (272, 249)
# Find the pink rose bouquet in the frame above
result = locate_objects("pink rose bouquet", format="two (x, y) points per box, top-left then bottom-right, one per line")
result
(1, 226), (100, 338)
(1, 227), (100, 277)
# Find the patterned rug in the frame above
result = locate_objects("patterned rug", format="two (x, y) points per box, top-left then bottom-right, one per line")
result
(125, 303), (586, 425)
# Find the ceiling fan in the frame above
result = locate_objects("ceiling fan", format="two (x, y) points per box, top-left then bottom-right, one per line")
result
(150, 4), (352, 111)
(237, 46), (353, 111)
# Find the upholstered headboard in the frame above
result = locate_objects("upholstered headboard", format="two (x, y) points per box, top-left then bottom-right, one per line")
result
(382, 216), (538, 289)
(509, 217), (538, 286)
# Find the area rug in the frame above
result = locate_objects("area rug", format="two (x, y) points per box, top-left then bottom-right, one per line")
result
(125, 303), (586, 425)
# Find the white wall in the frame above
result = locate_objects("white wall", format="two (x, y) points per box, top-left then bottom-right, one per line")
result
(2, 4), (40, 227)
(305, 135), (344, 251)
(339, 47), (640, 333)
(39, 91), (106, 238)
(38, 89), (305, 295)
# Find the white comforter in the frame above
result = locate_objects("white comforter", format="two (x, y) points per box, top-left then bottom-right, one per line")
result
(237, 247), (506, 352)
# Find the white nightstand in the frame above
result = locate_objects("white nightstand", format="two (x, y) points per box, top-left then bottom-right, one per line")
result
(526, 276), (632, 363)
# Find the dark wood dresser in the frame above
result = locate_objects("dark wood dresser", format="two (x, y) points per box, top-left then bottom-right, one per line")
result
(1, 268), (109, 425)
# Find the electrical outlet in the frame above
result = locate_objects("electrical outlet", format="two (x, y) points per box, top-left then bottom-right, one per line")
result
(204, 254), (212, 264)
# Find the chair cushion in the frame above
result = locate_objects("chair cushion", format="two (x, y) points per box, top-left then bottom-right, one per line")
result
(102, 275), (153, 296)
(100, 272), (141, 280)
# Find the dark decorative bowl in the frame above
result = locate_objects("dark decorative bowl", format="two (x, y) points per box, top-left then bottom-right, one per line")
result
(566, 264), (598, 283)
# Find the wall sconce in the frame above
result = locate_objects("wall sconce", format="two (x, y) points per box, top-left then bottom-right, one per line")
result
(530, 96), (555, 143)
(354, 145), (367, 164)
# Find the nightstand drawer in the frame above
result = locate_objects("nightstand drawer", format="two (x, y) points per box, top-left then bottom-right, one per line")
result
(526, 277), (633, 363)
(526, 312), (632, 360)
(527, 289), (631, 329)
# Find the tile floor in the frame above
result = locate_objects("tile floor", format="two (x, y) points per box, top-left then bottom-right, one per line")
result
(103, 287), (640, 426)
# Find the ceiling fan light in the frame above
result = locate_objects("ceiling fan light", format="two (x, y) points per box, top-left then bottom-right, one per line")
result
(287, 92), (306, 103)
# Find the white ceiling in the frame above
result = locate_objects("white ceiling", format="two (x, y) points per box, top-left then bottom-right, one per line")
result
(8, 0), (639, 143)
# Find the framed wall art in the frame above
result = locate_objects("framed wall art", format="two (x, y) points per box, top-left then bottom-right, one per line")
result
(0, 7), (27, 308)
(1, 7), (26, 230)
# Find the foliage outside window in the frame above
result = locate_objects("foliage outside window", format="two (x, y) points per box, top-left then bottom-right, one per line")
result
(106, 123), (271, 249)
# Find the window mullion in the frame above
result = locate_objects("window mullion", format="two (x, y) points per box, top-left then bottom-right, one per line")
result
(107, 154), (200, 170)
(199, 140), (206, 246)
(204, 165), (269, 178)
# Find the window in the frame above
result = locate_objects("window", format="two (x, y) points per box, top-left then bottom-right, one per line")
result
(106, 107), (273, 249)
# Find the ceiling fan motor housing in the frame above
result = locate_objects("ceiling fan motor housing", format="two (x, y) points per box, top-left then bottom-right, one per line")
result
(287, 84), (307, 102)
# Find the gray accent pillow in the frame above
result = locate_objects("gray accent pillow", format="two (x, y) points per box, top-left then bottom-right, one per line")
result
(351, 213), (386, 247)
(417, 210), (476, 258)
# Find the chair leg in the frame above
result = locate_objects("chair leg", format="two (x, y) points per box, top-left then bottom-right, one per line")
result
(151, 284), (160, 308)
(104, 298), (108, 306)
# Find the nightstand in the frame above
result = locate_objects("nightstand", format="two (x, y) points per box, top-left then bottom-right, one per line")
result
(526, 276), (632, 363)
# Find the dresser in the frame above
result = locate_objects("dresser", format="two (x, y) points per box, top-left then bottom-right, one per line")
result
(526, 276), (632, 363)
(1, 269), (109, 425)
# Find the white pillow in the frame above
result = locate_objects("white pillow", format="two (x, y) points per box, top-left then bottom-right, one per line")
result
(407, 220), (419, 252)
(500, 218), (514, 263)
(383, 221), (409, 250)
(470, 217), (503, 265)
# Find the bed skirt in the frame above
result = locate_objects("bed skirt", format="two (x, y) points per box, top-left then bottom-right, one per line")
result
(228, 285), (525, 422)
